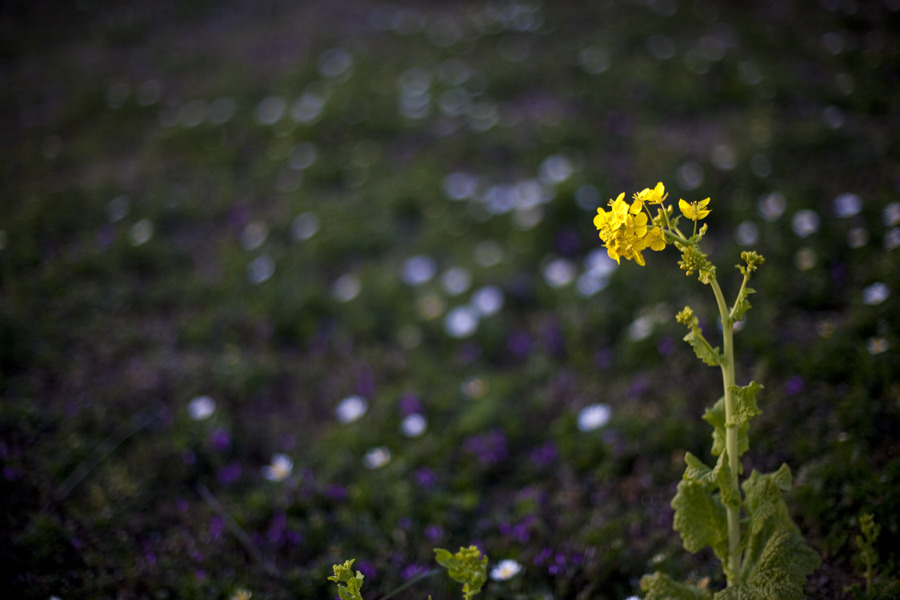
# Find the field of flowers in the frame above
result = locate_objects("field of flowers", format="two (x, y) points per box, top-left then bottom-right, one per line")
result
(2, 1), (899, 598)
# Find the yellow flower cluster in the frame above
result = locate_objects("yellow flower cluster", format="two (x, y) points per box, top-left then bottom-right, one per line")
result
(594, 182), (713, 266)
(593, 183), (668, 265)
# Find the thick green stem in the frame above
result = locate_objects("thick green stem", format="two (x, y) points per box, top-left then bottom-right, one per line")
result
(711, 278), (741, 585)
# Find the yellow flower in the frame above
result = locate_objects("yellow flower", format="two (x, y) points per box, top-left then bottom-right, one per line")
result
(644, 227), (667, 251)
(595, 189), (672, 265)
(608, 193), (629, 227)
(634, 182), (667, 205)
(679, 198), (711, 221)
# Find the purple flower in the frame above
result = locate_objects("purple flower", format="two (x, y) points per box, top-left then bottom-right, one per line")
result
(267, 511), (286, 545)
(401, 563), (428, 580)
(355, 363), (376, 398)
(530, 441), (558, 467)
(286, 530), (303, 545)
(217, 461), (242, 485)
(783, 375), (805, 396)
(414, 467), (436, 487)
(507, 330), (533, 357)
(209, 516), (225, 542)
(463, 429), (508, 466)
(595, 348), (613, 369)
(325, 484), (348, 501)
(547, 552), (567, 575)
(357, 561), (376, 580)
(210, 428), (231, 452)
(425, 524), (444, 541)
(455, 341), (482, 365)
(657, 336), (675, 356)
(398, 393), (423, 416)
(540, 319), (565, 356)
(627, 374), (649, 398)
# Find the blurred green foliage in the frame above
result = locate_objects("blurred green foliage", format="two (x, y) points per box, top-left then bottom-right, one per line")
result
(1, 1), (898, 599)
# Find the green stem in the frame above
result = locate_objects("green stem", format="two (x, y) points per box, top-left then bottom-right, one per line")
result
(711, 278), (741, 585)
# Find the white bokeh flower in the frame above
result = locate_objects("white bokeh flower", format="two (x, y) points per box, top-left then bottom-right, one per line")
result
(577, 403), (611, 431)
(400, 413), (427, 437)
(262, 453), (293, 482)
(187, 395), (216, 421)
(363, 447), (391, 469)
(862, 282), (889, 306)
(336, 395), (368, 424)
(490, 559), (523, 581)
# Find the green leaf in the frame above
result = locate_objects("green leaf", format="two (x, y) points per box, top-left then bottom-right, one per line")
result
(328, 559), (365, 600)
(434, 546), (488, 599)
(682, 452), (739, 510)
(728, 381), (762, 429)
(683, 328), (722, 367)
(683, 451), (713, 483)
(672, 477), (728, 560)
(433, 548), (457, 570)
(640, 571), (712, 600)
(715, 451), (741, 510)
(726, 467), (821, 600)
(702, 397), (750, 459)
(731, 286), (756, 323)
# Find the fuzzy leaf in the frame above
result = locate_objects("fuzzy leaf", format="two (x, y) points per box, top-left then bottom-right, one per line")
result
(722, 466), (821, 600)
(742, 464), (792, 515)
(683, 328), (722, 367)
(672, 478), (728, 560)
(640, 571), (711, 600)
(731, 286), (756, 323)
(683, 451), (713, 483)
(683, 452), (740, 510)
(728, 381), (762, 429)
(715, 451), (741, 510)
(702, 397), (750, 460)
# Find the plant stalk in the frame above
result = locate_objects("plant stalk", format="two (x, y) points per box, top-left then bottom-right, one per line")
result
(711, 278), (741, 585)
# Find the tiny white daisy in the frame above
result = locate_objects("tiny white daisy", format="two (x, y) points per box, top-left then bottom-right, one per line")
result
(577, 403), (611, 431)
(490, 559), (523, 581)
(187, 395), (216, 421)
(262, 453), (293, 482)
(336, 395), (368, 424)
(363, 447), (391, 469)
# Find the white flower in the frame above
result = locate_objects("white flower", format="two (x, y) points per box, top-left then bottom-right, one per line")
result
(444, 306), (479, 338)
(363, 447), (391, 469)
(400, 413), (427, 437)
(577, 403), (611, 431)
(187, 395), (216, 421)
(862, 282), (889, 306)
(490, 559), (523, 581)
(336, 395), (368, 423)
(470, 285), (504, 317)
(262, 453), (293, 482)
(867, 337), (889, 355)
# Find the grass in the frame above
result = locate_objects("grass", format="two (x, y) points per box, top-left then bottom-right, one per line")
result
(2, 1), (899, 598)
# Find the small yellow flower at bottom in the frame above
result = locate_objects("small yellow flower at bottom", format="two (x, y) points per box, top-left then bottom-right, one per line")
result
(679, 198), (711, 221)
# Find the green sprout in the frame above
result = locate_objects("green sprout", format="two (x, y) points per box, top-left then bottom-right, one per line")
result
(328, 559), (366, 600)
(434, 545), (489, 600)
